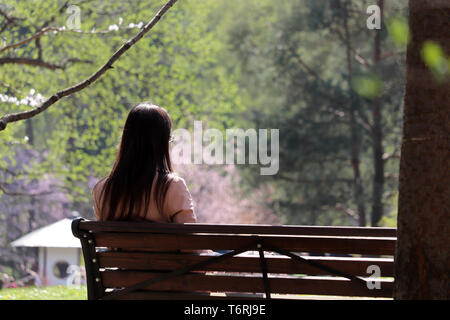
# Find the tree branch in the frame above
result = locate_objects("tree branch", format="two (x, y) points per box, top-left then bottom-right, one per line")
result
(0, 0), (178, 131)
(320, 203), (360, 222)
(380, 50), (405, 61)
(0, 57), (60, 69)
(0, 26), (60, 54)
(0, 56), (93, 70)
(287, 44), (322, 80)
(277, 174), (353, 184)
(354, 48), (372, 67)
(0, 81), (27, 97)
(0, 23), (146, 56)
(0, 8), (24, 34)
(383, 144), (401, 162)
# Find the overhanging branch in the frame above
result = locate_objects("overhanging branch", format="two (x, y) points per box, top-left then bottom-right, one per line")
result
(0, 0), (178, 131)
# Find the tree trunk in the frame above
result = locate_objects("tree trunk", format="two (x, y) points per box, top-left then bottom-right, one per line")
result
(394, 0), (450, 299)
(343, 10), (366, 227)
(371, 0), (385, 227)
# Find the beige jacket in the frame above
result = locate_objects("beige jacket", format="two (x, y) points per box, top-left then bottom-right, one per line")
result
(93, 173), (196, 223)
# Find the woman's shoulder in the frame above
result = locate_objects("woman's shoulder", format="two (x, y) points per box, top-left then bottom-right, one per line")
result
(94, 176), (107, 187)
(163, 172), (195, 222)
(164, 172), (190, 195)
(167, 172), (186, 184)
(93, 176), (108, 196)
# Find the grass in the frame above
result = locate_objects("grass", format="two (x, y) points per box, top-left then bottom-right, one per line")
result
(0, 285), (87, 300)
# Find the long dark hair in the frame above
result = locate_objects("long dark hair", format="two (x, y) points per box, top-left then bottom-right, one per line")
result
(99, 103), (174, 220)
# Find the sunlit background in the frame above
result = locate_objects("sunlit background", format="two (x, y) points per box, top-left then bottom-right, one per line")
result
(1, 0), (447, 299)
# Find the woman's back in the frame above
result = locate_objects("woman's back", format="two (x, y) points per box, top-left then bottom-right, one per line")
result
(92, 103), (196, 224)
(93, 172), (196, 223)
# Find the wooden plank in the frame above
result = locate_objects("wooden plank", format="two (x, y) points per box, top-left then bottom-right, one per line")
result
(101, 271), (393, 298)
(80, 220), (397, 237)
(111, 290), (264, 300)
(97, 251), (395, 277)
(105, 289), (382, 301)
(94, 233), (396, 255)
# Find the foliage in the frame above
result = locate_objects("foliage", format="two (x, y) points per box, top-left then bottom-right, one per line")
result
(222, 0), (407, 225)
(0, 0), (409, 280)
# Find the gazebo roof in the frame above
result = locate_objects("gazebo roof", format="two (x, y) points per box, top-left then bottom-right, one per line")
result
(11, 218), (81, 248)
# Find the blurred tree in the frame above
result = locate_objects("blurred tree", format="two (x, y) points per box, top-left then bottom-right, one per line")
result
(225, 0), (407, 226)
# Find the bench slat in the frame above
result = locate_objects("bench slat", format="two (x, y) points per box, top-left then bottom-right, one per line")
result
(80, 221), (396, 237)
(94, 233), (396, 255)
(101, 271), (393, 298)
(97, 251), (394, 277)
(111, 290), (263, 300)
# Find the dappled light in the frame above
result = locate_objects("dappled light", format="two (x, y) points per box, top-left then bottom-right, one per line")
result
(0, 0), (448, 304)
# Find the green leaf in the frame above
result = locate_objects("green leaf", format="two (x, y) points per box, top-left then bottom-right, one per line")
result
(421, 41), (449, 76)
(351, 75), (383, 99)
(387, 16), (410, 47)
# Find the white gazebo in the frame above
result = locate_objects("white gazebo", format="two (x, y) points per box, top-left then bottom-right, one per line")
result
(11, 218), (82, 286)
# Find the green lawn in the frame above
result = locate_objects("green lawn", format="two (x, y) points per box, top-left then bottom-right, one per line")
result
(0, 285), (87, 300)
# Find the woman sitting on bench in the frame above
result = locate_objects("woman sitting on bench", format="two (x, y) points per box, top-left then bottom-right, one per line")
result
(92, 102), (196, 225)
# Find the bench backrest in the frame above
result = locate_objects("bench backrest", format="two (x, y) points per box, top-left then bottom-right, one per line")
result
(71, 218), (396, 300)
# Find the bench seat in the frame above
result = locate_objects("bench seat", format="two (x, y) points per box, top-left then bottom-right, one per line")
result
(71, 218), (396, 300)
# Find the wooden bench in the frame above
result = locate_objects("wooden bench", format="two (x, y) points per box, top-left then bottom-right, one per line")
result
(71, 218), (396, 300)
